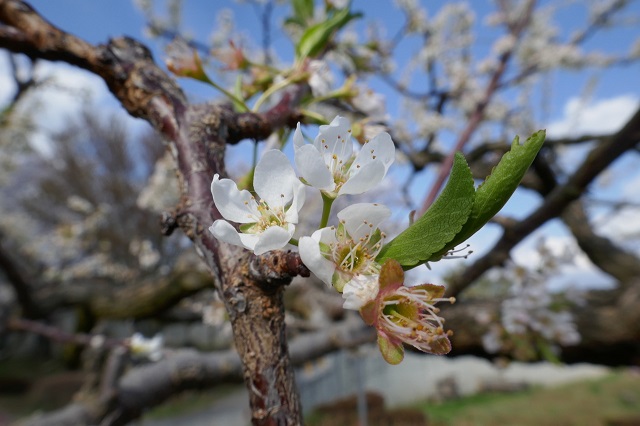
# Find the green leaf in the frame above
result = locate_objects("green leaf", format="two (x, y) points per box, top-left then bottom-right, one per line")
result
(291, 0), (314, 24)
(377, 153), (475, 269)
(442, 130), (546, 252)
(296, 8), (361, 59)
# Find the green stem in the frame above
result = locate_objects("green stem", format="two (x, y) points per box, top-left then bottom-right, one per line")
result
(252, 73), (300, 112)
(198, 74), (250, 112)
(288, 238), (299, 246)
(299, 109), (329, 124)
(252, 140), (259, 169)
(320, 193), (334, 229)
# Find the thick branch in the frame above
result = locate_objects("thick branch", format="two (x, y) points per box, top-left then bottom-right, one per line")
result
(1, 2), (307, 424)
(18, 316), (374, 426)
(561, 201), (640, 287)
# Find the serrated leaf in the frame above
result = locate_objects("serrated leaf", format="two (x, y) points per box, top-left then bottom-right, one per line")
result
(296, 8), (361, 59)
(442, 130), (546, 252)
(377, 153), (475, 269)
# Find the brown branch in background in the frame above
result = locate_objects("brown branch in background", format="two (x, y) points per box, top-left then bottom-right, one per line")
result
(17, 316), (374, 426)
(6, 317), (125, 349)
(418, 0), (536, 215)
(0, 232), (213, 319)
(0, 230), (40, 317)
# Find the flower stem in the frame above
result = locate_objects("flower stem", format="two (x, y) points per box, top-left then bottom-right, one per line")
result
(289, 238), (299, 246)
(252, 73), (298, 112)
(198, 74), (249, 112)
(320, 193), (334, 229)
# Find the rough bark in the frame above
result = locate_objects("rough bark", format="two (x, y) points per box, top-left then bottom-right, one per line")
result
(0, 1), (307, 424)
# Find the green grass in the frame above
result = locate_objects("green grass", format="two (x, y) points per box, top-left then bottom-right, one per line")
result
(142, 384), (242, 420)
(419, 371), (640, 426)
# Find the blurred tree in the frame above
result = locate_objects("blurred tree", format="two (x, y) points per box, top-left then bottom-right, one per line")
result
(0, 0), (639, 424)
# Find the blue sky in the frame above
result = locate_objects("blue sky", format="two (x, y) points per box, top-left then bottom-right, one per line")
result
(9, 0), (640, 288)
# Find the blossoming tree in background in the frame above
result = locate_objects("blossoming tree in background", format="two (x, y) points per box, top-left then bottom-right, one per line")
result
(0, 0), (639, 425)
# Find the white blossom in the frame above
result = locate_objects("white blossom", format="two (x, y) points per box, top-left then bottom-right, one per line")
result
(342, 274), (379, 310)
(299, 203), (390, 296)
(327, 0), (350, 9)
(209, 150), (305, 255)
(293, 116), (395, 198)
(130, 333), (164, 362)
(352, 86), (387, 121)
(308, 60), (334, 96)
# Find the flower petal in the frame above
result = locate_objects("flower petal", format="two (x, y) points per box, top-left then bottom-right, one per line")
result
(342, 275), (379, 310)
(339, 161), (385, 195)
(337, 203), (391, 242)
(314, 115), (353, 164)
(284, 180), (306, 224)
(294, 144), (334, 190)
(209, 220), (247, 248)
(299, 234), (335, 286)
(253, 226), (292, 255)
(293, 123), (305, 148)
(254, 150), (297, 208)
(211, 175), (258, 224)
(353, 132), (395, 172)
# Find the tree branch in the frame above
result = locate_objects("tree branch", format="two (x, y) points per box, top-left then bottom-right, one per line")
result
(17, 316), (374, 426)
(1, 2), (308, 423)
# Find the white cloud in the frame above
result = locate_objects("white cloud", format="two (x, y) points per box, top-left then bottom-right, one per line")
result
(547, 94), (639, 138)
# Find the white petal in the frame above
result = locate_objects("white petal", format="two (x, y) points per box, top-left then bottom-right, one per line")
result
(314, 116), (353, 164)
(339, 161), (385, 195)
(342, 275), (380, 310)
(293, 123), (305, 148)
(253, 226), (292, 255)
(254, 150), (297, 208)
(337, 203), (391, 241)
(316, 226), (339, 245)
(209, 220), (248, 248)
(211, 175), (259, 224)
(299, 234), (335, 286)
(294, 144), (334, 190)
(353, 132), (395, 172)
(284, 180), (306, 224)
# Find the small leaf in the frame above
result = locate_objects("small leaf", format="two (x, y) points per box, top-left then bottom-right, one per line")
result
(377, 334), (404, 365)
(377, 153), (475, 269)
(442, 130), (546, 252)
(296, 8), (361, 59)
(291, 0), (314, 23)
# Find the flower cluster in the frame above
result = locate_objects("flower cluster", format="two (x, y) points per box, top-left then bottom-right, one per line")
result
(209, 116), (454, 363)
